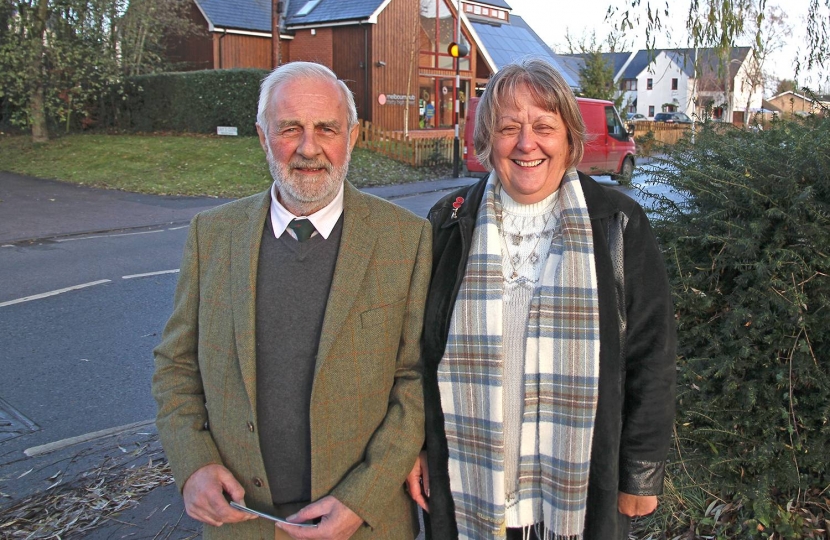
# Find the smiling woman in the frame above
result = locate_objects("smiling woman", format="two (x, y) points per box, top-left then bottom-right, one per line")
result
(410, 57), (677, 540)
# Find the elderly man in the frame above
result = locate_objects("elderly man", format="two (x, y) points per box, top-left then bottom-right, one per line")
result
(152, 61), (431, 540)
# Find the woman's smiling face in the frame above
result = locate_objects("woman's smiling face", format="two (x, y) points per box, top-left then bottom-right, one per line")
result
(491, 83), (571, 204)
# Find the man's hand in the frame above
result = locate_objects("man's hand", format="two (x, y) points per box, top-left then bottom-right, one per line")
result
(275, 496), (363, 540)
(182, 464), (258, 527)
(617, 492), (658, 518)
(405, 451), (429, 512)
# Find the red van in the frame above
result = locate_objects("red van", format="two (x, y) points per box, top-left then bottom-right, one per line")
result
(463, 96), (636, 182)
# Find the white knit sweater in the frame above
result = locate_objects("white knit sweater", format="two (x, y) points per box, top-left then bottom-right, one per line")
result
(497, 185), (562, 528)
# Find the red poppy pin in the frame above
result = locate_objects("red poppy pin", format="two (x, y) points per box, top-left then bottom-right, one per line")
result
(451, 197), (464, 218)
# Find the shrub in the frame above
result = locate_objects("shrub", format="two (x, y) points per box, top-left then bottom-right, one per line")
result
(646, 116), (830, 536)
(113, 68), (267, 136)
(634, 129), (658, 156)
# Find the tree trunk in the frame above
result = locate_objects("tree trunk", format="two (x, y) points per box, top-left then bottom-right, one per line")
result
(30, 0), (50, 143)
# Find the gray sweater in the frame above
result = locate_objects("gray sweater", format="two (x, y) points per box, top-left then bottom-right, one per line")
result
(255, 214), (343, 511)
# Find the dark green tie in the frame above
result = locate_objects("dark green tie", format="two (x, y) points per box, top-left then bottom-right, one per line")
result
(287, 218), (316, 242)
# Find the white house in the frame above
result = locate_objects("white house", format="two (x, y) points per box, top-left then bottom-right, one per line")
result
(611, 47), (762, 124)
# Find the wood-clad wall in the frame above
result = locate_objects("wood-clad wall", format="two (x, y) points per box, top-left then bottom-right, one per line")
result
(370, 0), (420, 131)
(332, 26), (371, 121)
(166, 3), (213, 71)
(213, 33), (271, 69)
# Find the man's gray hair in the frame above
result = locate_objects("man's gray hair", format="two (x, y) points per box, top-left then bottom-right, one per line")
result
(257, 61), (358, 134)
(474, 57), (585, 171)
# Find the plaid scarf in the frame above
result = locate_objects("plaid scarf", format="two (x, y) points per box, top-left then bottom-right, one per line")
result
(437, 170), (600, 539)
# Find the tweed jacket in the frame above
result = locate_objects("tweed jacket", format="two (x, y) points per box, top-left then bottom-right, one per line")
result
(152, 183), (432, 540)
(421, 173), (677, 540)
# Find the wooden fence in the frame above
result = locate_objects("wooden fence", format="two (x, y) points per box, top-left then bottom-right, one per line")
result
(630, 121), (694, 145)
(357, 120), (453, 167)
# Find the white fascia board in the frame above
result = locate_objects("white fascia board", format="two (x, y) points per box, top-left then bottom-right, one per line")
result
(289, 18), (373, 30)
(213, 27), (294, 39)
(614, 51), (637, 82)
(369, 0), (394, 23)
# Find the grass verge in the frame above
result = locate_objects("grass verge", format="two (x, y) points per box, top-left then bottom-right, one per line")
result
(0, 133), (453, 197)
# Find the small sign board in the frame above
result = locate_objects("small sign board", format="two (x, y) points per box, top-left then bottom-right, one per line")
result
(217, 126), (238, 136)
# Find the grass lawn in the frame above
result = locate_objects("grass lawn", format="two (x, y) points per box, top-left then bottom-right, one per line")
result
(0, 133), (453, 198)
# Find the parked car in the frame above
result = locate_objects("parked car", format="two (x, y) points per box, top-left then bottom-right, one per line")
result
(627, 112), (648, 121)
(464, 97), (636, 183)
(654, 111), (693, 124)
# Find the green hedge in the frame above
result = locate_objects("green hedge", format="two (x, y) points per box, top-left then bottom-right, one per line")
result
(646, 116), (830, 536)
(115, 68), (268, 136)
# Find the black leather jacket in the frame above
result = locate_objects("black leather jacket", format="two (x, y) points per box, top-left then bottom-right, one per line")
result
(421, 173), (677, 540)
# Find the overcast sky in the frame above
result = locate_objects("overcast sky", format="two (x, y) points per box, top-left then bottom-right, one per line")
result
(502, 0), (827, 94)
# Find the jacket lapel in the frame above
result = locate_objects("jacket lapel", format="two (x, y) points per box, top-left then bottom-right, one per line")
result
(231, 191), (270, 421)
(315, 183), (375, 375)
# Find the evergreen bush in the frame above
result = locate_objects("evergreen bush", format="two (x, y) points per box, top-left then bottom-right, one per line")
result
(114, 69), (267, 136)
(646, 115), (830, 536)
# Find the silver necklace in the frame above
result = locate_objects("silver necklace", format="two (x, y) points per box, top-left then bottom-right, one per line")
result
(495, 199), (556, 282)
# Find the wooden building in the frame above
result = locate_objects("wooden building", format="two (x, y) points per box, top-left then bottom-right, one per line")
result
(173, 0), (572, 134)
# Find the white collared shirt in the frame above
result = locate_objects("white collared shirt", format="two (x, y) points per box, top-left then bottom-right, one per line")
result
(269, 181), (345, 241)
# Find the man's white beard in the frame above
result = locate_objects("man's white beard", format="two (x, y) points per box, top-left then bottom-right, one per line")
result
(266, 147), (350, 214)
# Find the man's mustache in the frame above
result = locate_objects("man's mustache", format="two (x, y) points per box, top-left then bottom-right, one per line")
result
(289, 159), (332, 172)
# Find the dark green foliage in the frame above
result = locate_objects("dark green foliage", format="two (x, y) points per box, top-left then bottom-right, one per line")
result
(646, 116), (830, 535)
(576, 51), (625, 111)
(113, 69), (267, 136)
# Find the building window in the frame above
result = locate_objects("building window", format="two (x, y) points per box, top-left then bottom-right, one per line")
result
(498, 10), (505, 19)
(648, 105), (655, 117)
(713, 106), (724, 119)
(620, 79), (637, 91)
(421, 0), (464, 70)
(646, 78), (653, 90)
(671, 78), (678, 90)
(295, 0), (322, 16)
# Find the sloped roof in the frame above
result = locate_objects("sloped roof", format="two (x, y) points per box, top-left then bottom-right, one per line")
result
(285, 0), (385, 26)
(620, 47), (752, 84)
(194, 0), (386, 31)
(619, 49), (656, 79)
(556, 51), (632, 83)
(554, 54), (585, 87)
(196, 0), (271, 32)
(602, 52), (632, 77)
(470, 15), (578, 87)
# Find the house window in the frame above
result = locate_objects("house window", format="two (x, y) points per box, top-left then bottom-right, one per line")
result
(713, 106), (724, 119)
(620, 79), (637, 91)
(648, 105), (655, 117)
(671, 78), (678, 90)
(647, 78), (653, 90)
(498, 10), (505, 19)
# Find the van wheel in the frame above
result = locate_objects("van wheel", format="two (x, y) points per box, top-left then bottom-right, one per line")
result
(612, 157), (634, 185)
